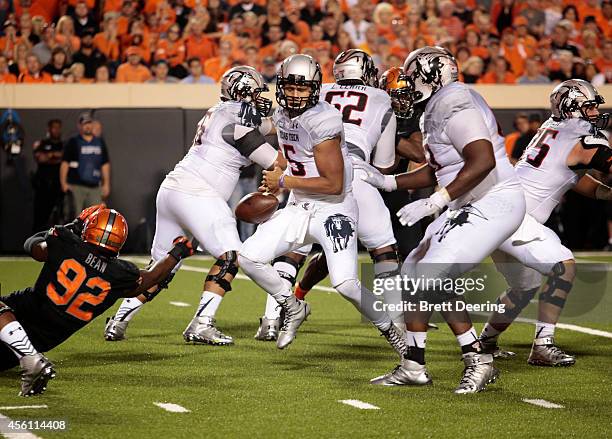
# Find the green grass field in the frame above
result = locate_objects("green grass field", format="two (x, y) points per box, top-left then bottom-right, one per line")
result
(0, 256), (611, 439)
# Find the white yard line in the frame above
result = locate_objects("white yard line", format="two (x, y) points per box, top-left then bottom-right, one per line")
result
(0, 406), (47, 411)
(153, 402), (191, 413)
(338, 400), (380, 410)
(169, 301), (191, 308)
(0, 413), (44, 439)
(522, 399), (564, 409)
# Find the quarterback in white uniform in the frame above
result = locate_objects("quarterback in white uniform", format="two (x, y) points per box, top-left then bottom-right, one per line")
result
(254, 49), (404, 340)
(239, 54), (407, 357)
(480, 79), (612, 366)
(357, 47), (526, 393)
(104, 66), (284, 345)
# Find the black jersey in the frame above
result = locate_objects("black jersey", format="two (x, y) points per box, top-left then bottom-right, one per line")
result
(3, 226), (140, 352)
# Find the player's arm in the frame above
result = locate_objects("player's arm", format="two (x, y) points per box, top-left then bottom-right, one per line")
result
(353, 156), (436, 192)
(264, 136), (344, 195)
(573, 172), (612, 200)
(372, 109), (397, 174)
(396, 132), (426, 164)
(24, 230), (49, 262)
(124, 237), (197, 297)
(567, 134), (612, 173)
(224, 123), (287, 170)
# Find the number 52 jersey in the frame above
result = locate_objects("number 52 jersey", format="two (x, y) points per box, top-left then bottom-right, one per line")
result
(515, 117), (593, 224)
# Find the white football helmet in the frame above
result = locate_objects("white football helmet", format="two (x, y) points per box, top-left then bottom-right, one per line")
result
(402, 46), (458, 104)
(276, 54), (322, 113)
(333, 49), (378, 87)
(550, 79), (609, 130)
(220, 66), (272, 116)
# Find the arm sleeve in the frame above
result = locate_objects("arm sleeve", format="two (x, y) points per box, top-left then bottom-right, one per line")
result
(222, 123), (279, 169)
(372, 109), (397, 168)
(23, 230), (49, 254)
(444, 108), (491, 153)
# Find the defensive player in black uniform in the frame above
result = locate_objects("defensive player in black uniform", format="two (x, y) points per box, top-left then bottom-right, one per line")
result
(0, 205), (196, 396)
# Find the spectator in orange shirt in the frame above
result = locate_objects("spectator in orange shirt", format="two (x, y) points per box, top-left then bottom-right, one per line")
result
(595, 39), (612, 77)
(104, 0), (123, 13)
(439, 1), (464, 41)
(0, 20), (22, 61)
(203, 39), (233, 82)
(500, 28), (527, 76)
(504, 112), (529, 159)
(115, 46), (151, 82)
(286, 6), (311, 47)
(56, 16), (81, 55)
(242, 45), (260, 69)
(155, 24), (186, 77)
(0, 54), (17, 83)
(18, 53), (52, 82)
(513, 16), (537, 57)
(184, 17), (216, 64)
(577, 0), (605, 27)
(372, 3), (394, 41)
(259, 25), (284, 60)
(117, 0), (137, 37)
(313, 41), (334, 83)
(464, 28), (489, 60)
(94, 13), (120, 61)
(477, 57), (517, 84)
(461, 55), (485, 83)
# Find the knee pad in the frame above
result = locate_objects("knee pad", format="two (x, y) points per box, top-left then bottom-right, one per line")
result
(0, 301), (14, 316)
(497, 287), (538, 319)
(335, 278), (362, 302)
(272, 255), (305, 286)
(539, 262), (574, 308)
(206, 251), (239, 293)
(371, 246), (401, 279)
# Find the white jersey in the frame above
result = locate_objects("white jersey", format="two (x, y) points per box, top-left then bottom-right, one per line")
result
(421, 82), (517, 209)
(515, 117), (593, 223)
(272, 101), (353, 204)
(162, 101), (276, 201)
(320, 83), (396, 168)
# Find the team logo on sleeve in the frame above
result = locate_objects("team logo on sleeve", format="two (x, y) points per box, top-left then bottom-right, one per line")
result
(324, 214), (355, 252)
(435, 204), (487, 242)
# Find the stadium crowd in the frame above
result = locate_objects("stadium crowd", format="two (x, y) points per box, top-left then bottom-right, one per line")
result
(0, 0), (611, 84)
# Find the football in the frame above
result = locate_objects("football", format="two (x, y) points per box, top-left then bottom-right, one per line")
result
(235, 192), (279, 224)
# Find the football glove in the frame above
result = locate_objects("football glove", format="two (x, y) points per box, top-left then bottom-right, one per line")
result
(352, 159), (397, 192)
(397, 189), (451, 226)
(168, 236), (199, 261)
(65, 203), (106, 235)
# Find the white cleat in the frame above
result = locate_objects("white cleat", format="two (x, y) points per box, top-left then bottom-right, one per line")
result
(276, 296), (310, 349)
(183, 316), (234, 346)
(454, 352), (499, 394)
(370, 358), (432, 386)
(254, 316), (281, 341)
(527, 337), (575, 367)
(19, 353), (56, 397)
(104, 316), (129, 341)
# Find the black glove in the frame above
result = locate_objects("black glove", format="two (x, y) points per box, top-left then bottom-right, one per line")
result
(168, 236), (198, 261)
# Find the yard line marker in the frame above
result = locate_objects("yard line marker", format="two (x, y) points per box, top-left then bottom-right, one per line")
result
(338, 400), (380, 410)
(0, 413), (44, 439)
(522, 399), (564, 409)
(169, 301), (191, 308)
(153, 402), (190, 413)
(0, 405), (48, 410)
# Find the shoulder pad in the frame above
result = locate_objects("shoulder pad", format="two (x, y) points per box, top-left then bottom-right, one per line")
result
(581, 134), (610, 150)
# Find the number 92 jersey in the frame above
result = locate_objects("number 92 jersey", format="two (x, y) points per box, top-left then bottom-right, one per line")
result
(515, 117), (593, 224)
(272, 101), (353, 204)
(320, 83), (395, 167)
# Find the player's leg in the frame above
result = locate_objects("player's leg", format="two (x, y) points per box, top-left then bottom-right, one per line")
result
(0, 298), (56, 396)
(105, 187), (185, 341)
(239, 205), (312, 349)
(308, 199), (407, 358)
(255, 250), (307, 341)
(294, 250), (327, 300)
(179, 195), (243, 346)
(375, 187), (526, 392)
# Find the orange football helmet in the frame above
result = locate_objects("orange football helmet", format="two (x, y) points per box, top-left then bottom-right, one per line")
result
(82, 208), (128, 255)
(380, 66), (412, 118)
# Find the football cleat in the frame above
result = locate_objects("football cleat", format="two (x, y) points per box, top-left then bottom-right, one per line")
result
(276, 295), (310, 349)
(104, 316), (129, 341)
(19, 353), (56, 397)
(454, 352), (499, 394)
(183, 316), (234, 346)
(370, 358), (432, 386)
(527, 337), (575, 367)
(380, 324), (408, 357)
(254, 316), (281, 341)
(480, 336), (516, 359)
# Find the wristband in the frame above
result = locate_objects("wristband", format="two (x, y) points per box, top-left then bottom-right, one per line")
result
(430, 187), (451, 209)
(279, 174), (286, 188)
(384, 175), (398, 192)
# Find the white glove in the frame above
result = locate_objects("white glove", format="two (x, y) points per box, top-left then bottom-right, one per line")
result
(396, 188), (451, 226)
(352, 159), (397, 192)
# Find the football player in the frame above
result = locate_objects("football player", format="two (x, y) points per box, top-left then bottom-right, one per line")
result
(0, 205), (196, 396)
(480, 79), (612, 366)
(238, 54), (407, 357)
(356, 46), (526, 393)
(104, 66), (285, 346)
(254, 49), (405, 340)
